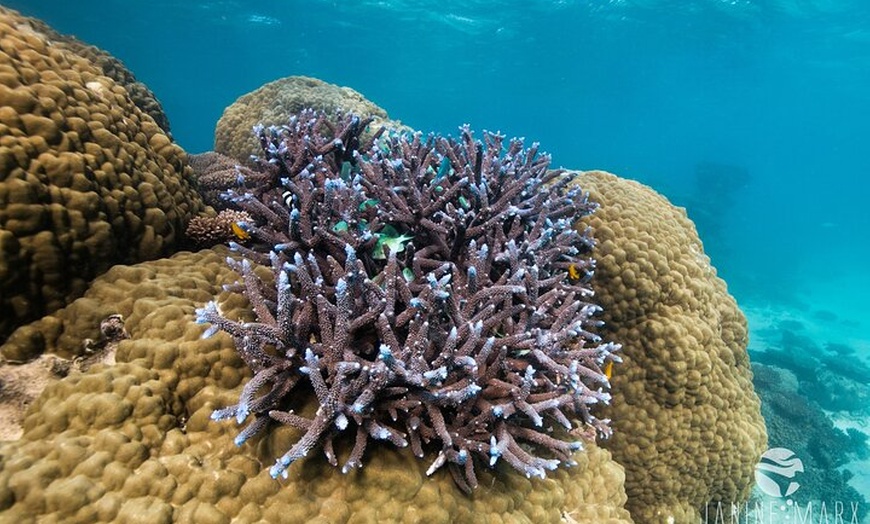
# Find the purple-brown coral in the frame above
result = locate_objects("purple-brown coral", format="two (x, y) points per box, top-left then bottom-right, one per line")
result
(187, 152), (254, 209)
(196, 110), (620, 492)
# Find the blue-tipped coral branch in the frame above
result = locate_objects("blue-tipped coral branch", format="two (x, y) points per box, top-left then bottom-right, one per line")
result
(195, 109), (620, 493)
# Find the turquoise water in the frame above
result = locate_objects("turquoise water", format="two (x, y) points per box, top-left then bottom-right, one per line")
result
(7, 0), (870, 510)
(9, 0), (870, 310)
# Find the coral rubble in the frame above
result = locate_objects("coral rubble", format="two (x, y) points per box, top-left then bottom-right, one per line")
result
(197, 110), (620, 491)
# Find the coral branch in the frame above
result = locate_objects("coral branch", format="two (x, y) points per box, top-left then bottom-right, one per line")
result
(196, 109), (620, 493)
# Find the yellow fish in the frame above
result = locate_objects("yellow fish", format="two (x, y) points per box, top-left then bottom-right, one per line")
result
(568, 263), (581, 281)
(231, 222), (250, 240)
(604, 361), (614, 380)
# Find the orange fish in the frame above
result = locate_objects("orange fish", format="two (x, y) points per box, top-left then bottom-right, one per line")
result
(231, 222), (250, 240)
(604, 361), (614, 380)
(568, 263), (581, 281)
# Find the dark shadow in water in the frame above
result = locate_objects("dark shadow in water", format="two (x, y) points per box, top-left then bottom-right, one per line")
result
(684, 161), (751, 252)
(671, 161), (804, 305)
(753, 329), (870, 413)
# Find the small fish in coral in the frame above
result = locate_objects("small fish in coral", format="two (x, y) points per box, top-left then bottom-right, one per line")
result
(568, 263), (582, 281)
(604, 360), (614, 380)
(231, 221), (251, 240)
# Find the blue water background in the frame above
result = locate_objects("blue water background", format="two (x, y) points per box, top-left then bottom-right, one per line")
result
(7, 0), (869, 340)
(6, 0), (870, 509)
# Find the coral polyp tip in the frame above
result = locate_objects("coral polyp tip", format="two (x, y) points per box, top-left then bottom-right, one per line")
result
(200, 109), (619, 493)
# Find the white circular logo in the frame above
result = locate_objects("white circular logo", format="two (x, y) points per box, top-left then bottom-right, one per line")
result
(755, 447), (804, 498)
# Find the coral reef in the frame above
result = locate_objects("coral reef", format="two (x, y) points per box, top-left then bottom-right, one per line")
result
(749, 319), (870, 518)
(198, 110), (620, 492)
(574, 170), (767, 523)
(0, 163), (764, 523)
(214, 76), (405, 166)
(752, 363), (868, 511)
(0, 7), (207, 342)
(753, 326), (870, 413)
(0, 248), (632, 523)
(0, 34), (768, 519)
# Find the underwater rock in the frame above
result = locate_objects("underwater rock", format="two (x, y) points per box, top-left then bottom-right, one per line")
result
(0, 7), (207, 344)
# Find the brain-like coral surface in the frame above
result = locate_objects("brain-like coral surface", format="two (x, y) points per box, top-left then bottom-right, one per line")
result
(0, 248), (632, 524)
(575, 170), (767, 523)
(0, 7), (207, 342)
(214, 76), (401, 165)
(18, 12), (172, 134)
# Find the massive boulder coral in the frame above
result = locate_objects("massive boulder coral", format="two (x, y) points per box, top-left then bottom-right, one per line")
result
(0, 248), (632, 523)
(16, 11), (172, 134)
(214, 76), (402, 166)
(0, 7), (207, 343)
(575, 170), (767, 523)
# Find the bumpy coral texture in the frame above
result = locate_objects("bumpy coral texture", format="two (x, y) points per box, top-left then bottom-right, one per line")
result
(17, 11), (172, 134)
(0, 7), (206, 342)
(575, 170), (767, 523)
(0, 248), (632, 524)
(214, 76), (402, 166)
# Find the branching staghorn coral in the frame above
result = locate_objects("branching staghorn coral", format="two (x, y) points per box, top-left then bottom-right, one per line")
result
(196, 109), (620, 492)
